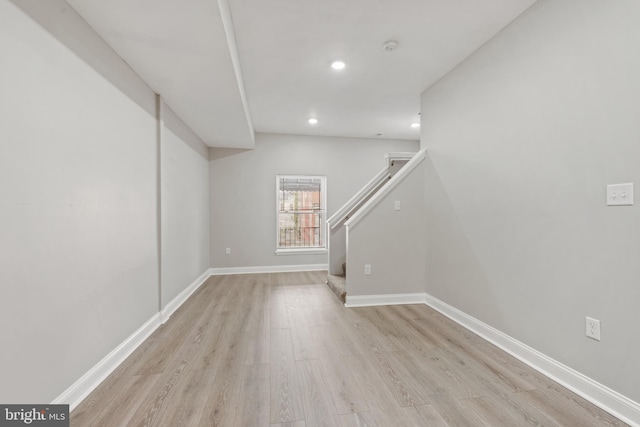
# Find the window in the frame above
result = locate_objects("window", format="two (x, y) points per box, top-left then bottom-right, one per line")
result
(276, 175), (327, 254)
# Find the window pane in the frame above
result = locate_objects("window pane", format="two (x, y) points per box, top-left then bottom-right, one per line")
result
(279, 178), (323, 211)
(278, 212), (323, 247)
(276, 175), (326, 250)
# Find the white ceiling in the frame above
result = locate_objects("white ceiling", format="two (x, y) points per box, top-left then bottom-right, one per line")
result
(65, 0), (537, 148)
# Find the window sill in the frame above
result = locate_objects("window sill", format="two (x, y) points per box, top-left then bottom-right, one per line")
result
(275, 248), (328, 256)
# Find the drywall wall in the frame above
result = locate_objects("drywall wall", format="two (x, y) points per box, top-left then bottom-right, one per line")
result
(209, 133), (418, 269)
(0, 0), (158, 403)
(160, 102), (210, 307)
(346, 156), (426, 297)
(421, 0), (640, 403)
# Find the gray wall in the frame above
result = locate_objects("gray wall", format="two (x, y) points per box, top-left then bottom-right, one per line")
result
(161, 104), (210, 307)
(209, 133), (419, 269)
(0, 1), (210, 403)
(347, 159), (426, 296)
(421, 0), (640, 403)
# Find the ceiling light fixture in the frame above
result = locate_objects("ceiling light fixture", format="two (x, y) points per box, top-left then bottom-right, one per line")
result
(308, 118), (318, 125)
(331, 60), (346, 70)
(410, 122), (420, 129)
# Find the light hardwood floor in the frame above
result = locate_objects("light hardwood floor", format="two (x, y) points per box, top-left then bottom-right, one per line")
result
(72, 272), (627, 426)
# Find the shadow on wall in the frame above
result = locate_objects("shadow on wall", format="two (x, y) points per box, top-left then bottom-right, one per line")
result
(10, 0), (156, 118)
(423, 151), (506, 328)
(163, 104), (209, 159)
(208, 147), (253, 160)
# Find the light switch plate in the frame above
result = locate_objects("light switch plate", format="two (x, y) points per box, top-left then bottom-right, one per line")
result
(607, 183), (633, 206)
(394, 201), (401, 211)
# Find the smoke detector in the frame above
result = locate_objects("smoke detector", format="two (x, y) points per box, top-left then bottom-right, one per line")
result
(382, 40), (399, 52)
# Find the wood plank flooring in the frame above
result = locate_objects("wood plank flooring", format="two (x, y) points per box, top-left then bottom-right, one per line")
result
(71, 272), (627, 426)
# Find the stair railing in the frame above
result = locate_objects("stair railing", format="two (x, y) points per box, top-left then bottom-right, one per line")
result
(327, 167), (391, 232)
(326, 152), (419, 278)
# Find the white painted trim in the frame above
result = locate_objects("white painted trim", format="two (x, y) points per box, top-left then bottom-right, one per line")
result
(345, 292), (427, 307)
(385, 152), (416, 162)
(160, 269), (211, 323)
(276, 174), (327, 252)
(52, 265), (331, 411)
(327, 151), (420, 230)
(345, 149), (426, 229)
(424, 294), (640, 427)
(209, 264), (328, 276)
(275, 248), (327, 256)
(326, 166), (389, 230)
(52, 313), (163, 411)
(216, 0), (255, 147)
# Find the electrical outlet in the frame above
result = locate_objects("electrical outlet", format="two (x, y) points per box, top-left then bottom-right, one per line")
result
(586, 317), (601, 341)
(364, 264), (371, 275)
(225, 247), (231, 255)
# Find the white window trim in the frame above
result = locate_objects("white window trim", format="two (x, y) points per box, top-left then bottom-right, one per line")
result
(275, 175), (327, 255)
(275, 248), (328, 256)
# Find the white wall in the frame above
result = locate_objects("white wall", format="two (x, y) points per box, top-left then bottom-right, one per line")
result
(0, 0), (211, 404)
(421, 0), (640, 404)
(0, 0), (158, 403)
(209, 133), (419, 269)
(161, 103), (210, 307)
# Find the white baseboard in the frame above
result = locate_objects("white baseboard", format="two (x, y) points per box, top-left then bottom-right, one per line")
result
(424, 293), (640, 427)
(160, 270), (211, 323)
(345, 292), (427, 307)
(52, 312), (162, 411)
(209, 264), (327, 276)
(54, 265), (327, 410)
(56, 272), (640, 426)
(54, 270), (210, 411)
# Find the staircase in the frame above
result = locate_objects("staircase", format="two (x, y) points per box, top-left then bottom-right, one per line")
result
(326, 263), (346, 303)
(325, 152), (416, 303)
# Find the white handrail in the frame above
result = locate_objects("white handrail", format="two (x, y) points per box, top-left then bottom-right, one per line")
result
(327, 166), (390, 230)
(344, 149), (426, 229)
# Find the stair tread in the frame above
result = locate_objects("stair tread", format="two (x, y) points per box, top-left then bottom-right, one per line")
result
(326, 274), (346, 304)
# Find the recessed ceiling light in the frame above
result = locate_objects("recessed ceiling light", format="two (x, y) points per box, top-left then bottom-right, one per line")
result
(331, 61), (346, 70)
(308, 118), (318, 125)
(410, 122), (420, 129)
